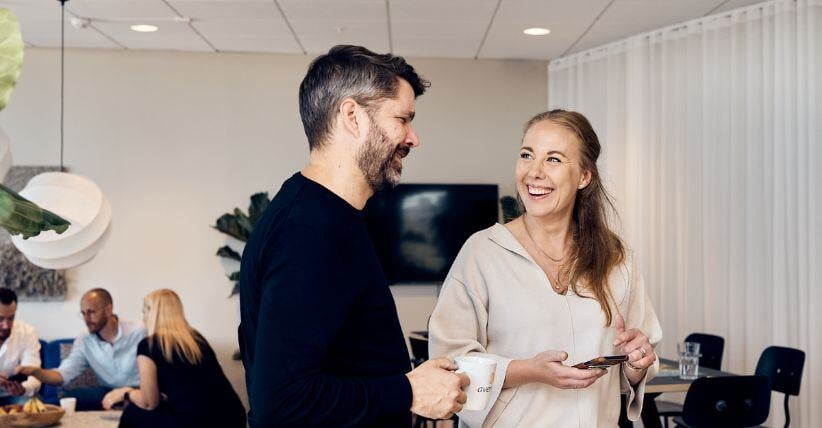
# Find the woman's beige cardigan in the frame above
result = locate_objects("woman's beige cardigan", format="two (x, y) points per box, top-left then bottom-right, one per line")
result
(429, 224), (663, 427)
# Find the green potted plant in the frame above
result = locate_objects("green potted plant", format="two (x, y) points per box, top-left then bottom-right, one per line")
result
(213, 192), (271, 296)
(214, 192), (270, 361)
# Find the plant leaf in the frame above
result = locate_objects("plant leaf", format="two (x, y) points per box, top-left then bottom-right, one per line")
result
(214, 213), (247, 241)
(248, 192), (270, 225)
(233, 208), (254, 236)
(227, 271), (241, 296)
(0, 184), (71, 239)
(0, 9), (24, 112)
(216, 191), (271, 297)
(216, 245), (241, 261)
(230, 281), (240, 297)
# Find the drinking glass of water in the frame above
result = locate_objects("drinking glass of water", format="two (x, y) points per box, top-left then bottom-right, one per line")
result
(678, 342), (700, 380)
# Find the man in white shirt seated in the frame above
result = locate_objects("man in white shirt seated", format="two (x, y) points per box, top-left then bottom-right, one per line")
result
(16, 288), (145, 411)
(0, 288), (42, 405)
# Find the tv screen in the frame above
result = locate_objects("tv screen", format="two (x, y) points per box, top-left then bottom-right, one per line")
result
(364, 184), (499, 284)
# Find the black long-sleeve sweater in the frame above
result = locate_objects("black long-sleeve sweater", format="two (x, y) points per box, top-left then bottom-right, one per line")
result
(239, 172), (413, 427)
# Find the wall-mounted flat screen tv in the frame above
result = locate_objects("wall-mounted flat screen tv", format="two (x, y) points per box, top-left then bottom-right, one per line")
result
(364, 184), (499, 284)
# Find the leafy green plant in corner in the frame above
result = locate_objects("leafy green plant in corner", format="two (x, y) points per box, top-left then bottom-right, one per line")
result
(214, 192), (271, 296)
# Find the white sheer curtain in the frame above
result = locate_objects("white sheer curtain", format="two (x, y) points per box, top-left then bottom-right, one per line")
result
(548, 0), (820, 426)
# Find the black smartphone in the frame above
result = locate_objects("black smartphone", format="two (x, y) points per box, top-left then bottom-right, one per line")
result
(572, 355), (628, 369)
(5, 373), (28, 383)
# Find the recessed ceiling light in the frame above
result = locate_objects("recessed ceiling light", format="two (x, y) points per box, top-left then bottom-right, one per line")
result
(523, 27), (551, 36)
(130, 24), (158, 33)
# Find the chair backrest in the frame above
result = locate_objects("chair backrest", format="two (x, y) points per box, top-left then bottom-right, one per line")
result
(40, 339), (77, 405)
(755, 346), (805, 396)
(42, 339), (74, 369)
(682, 375), (771, 427)
(408, 336), (429, 367)
(685, 332), (725, 370)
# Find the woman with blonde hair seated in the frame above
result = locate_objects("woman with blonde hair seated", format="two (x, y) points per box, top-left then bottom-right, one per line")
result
(119, 289), (245, 428)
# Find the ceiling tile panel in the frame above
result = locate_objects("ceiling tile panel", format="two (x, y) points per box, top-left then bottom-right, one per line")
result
(480, 0), (611, 60)
(279, 0), (388, 54)
(68, 0), (176, 21)
(207, 36), (303, 53)
(170, 0), (280, 21)
(390, 0), (497, 58)
(193, 19), (291, 38)
(93, 20), (213, 51)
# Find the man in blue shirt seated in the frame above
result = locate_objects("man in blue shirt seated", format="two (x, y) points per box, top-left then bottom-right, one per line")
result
(16, 288), (145, 410)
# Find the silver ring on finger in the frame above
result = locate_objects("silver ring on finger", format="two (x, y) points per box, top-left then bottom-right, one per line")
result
(639, 346), (647, 357)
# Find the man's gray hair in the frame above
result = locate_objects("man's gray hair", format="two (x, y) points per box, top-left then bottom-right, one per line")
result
(298, 45), (429, 150)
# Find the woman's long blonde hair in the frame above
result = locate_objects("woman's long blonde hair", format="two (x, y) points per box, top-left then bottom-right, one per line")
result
(523, 110), (626, 326)
(143, 289), (203, 364)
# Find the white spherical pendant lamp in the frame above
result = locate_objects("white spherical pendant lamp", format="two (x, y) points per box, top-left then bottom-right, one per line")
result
(10, 172), (112, 269)
(10, 0), (112, 269)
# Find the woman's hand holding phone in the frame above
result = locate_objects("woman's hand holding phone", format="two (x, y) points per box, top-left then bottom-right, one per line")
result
(524, 350), (608, 390)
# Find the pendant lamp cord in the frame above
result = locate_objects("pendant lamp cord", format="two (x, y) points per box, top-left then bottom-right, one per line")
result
(59, 0), (67, 172)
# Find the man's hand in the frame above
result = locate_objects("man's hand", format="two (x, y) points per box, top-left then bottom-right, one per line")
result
(102, 387), (133, 410)
(406, 358), (469, 420)
(0, 374), (25, 396)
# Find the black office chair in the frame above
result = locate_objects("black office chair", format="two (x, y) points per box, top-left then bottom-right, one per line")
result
(659, 333), (726, 427)
(754, 346), (805, 428)
(687, 333), (725, 370)
(673, 375), (771, 428)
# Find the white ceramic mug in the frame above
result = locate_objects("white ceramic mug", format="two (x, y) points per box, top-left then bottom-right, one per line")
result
(60, 397), (77, 416)
(455, 356), (497, 411)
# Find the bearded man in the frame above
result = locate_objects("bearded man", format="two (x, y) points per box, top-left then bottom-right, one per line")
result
(238, 45), (468, 428)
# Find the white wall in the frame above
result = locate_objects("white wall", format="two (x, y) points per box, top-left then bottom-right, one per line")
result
(0, 48), (547, 406)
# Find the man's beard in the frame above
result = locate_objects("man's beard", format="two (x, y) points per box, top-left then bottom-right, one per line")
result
(356, 123), (410, 191)
(86, 318), (106, 333)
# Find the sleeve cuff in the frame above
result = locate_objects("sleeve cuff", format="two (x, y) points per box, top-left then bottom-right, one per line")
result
(621, 359), (659, 421)
(371, 373), (413, 416)
(55, 369), (71, 386)
(22, 378), (40, 397)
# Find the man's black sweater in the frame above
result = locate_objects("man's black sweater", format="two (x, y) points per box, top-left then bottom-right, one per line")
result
(239, 172), (413, 427)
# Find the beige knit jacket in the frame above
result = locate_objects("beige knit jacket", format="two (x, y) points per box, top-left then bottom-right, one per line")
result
(429, 223), (663, 428)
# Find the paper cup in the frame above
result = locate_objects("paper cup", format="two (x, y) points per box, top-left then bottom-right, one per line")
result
(60, 397), (76, 416)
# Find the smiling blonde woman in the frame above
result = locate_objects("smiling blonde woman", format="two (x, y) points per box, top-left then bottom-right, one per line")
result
(429, 109), (662, 427)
